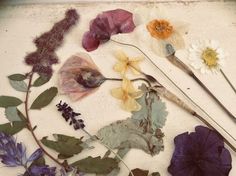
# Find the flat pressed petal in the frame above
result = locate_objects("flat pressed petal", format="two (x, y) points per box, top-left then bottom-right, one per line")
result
(122, 77), (136, 93)
(151, 37), (168, 57)
(114, 50), (128, 61)
(130, 62), (142, 74)
(111, 88), (124, 100)
(122, 96), (141, 112)
(113, 62), (127, 74)
(82, 31), (100, 52)
(166, 31), (185, 51)
(27, 148), (43, 163)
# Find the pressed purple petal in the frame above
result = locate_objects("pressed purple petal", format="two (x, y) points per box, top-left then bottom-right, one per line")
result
(82, 8), (135, 51)
(1, 155), (19, 167)
(30, 165), (56, 176)
(82, 31), (100, 52)
(27, 148), (43, 163)
(168, 126), (232, 176)
(104, 9), (135, 32)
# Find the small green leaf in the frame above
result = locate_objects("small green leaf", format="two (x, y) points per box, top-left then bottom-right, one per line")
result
(41, 134), (84, 159)
(30, 87), (58, 109)
(9, 80), (28, 92)
(5, 107), (22, 122)
(33, 76), (50, 87)
(0, 121), (27, 135)
(8, 74), (26, 81)
(0, 96), (23, 108)
(17, 109), (27, 121)
(129, 168), (149, 176)
(71, 156), (118, 174)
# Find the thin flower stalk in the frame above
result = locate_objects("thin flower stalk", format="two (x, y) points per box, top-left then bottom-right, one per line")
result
(25, 72), (64, 168)
(220, 69), (236, 94)
(110, 39), (236, 153)
(166, 52), (236, 122)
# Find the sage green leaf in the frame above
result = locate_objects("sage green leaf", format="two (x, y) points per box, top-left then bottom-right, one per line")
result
(9, 80), (28, 92)
(8, 74), (26, 81)
(5, 107), (22, 121)
(132, 85), (168, 130)
(71, 156), (118, 174)
(0, 121), (26, 135)
(33, 76), (50, 87)
(0, 96), (23, 108)
(17, 109), (27, 121)
(97, 118), (164, 156)
(30, 87), (58, 109)
(115, 148), (130, 162)
(129, 168), (149, 176)
(41, 134), (84, 159)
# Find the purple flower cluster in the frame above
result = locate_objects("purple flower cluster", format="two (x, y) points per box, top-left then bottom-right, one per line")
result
(25, 9), (79, 78)
(168, 126), (232, 176)
(0, 132), (42, 167)
(82, 9), (135, 51)
(30, 165), (56, 176)
(56, 101), (85, 130)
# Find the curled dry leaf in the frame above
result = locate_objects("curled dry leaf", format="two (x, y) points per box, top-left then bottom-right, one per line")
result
(97, 118), (164, 155)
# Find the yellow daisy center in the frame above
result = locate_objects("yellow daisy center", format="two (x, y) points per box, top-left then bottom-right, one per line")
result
(201, 47), (218, 68)
(147, 19), (174, 40)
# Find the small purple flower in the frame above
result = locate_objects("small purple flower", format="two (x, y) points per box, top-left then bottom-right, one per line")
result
(168, 126), (232, 176)
(56, 101), (85, 130)
(30, 165), (56, 176)
(0, 132), (27, 167)
(82, 9), (135, 51)
(0, 132), (43, 168)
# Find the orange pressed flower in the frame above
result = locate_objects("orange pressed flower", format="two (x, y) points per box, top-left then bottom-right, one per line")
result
(146, 19), (173, 40)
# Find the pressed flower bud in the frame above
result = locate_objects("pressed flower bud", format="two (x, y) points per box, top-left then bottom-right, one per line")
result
(75, 68), (105, 88)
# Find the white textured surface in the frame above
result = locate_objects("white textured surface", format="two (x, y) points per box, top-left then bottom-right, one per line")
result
(0, 1), (236, 175)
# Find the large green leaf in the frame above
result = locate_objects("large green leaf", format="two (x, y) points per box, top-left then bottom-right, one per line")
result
(9, 80), (28, 92)
(32, 75), (50, 87)
(132, 84), (168, 130)
(5, 107), (22, 122)
(30, 87), (58, 109)
(0, 96), (23, 108)
(8, 74), (26, 81)
(71, 156), (118, 174)
(97, 118), (164, 156)
(0, 121), (26, 135)
(41, 134), (84, 159)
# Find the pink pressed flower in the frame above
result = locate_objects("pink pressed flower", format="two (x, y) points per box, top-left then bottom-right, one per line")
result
(58, 53), (105, 101)
(82, 9), (135, 51)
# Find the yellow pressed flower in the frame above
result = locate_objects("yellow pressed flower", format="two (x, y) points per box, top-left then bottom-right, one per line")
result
(111, 77), (143, 111)
(113, 50), (143, 75)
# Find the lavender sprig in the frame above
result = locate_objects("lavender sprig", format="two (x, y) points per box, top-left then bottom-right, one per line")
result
(56, 101), (85, 130)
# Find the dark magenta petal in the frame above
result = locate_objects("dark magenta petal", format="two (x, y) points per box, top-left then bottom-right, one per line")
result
(82, 31), (100, 52)
(105, 9), (135, 32)
(168, 126), (232, 176)
(82, 9), (135, 51)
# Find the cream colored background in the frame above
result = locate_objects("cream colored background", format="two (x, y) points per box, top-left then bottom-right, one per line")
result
(0, 1), (235, 175)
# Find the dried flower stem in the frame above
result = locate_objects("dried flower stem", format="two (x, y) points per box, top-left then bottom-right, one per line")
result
(24, 72), (64, 168)
(105, 77), (151, 86)
(81, 129), (135, 176)
(166, 54), (236, 122)
(220, 69), (236, 94)
(110, 39), (236, 152)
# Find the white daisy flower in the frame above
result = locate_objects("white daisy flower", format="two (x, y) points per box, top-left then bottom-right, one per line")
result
(189, 40), (226, 74)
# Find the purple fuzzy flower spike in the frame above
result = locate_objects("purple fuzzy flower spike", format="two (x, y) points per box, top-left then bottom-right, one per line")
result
(168, 126), (232, 176)
(82, 9), (135, 51)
